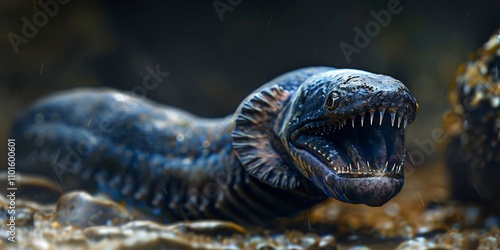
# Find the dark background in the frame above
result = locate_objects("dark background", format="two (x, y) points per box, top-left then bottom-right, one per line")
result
(1, 0), (499, 167)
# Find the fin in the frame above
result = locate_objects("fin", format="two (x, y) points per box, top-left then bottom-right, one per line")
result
(232, 84), (300, 189)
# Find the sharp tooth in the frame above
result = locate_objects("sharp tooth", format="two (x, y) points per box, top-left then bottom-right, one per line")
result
(369, 111), (375, 125)
(357, 162), (360, 172)
(403, 117), (408, 129)
(397, 113), (403, 128)
(351, 117), (355, 128)
(392, 163), (396, 172)
(390, 112), (396, 127)
(360, 115), (364, 127)
(379, 108), (386, 126)
(349, 163), (352, 172)
(382, 162), (388, 172)
(366, 161), (371, 170)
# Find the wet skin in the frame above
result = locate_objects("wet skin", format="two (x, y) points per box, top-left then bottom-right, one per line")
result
(11, 67), (418, 225)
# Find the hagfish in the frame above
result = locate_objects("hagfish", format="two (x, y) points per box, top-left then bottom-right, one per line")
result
(11, 67), (418, 225)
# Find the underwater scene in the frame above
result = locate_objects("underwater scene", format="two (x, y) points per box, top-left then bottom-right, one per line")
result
(0, 1), (499, 249)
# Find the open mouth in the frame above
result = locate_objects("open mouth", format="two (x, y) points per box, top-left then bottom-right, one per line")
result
(287, 106), (412, 206)
(291, 107), (408, 179)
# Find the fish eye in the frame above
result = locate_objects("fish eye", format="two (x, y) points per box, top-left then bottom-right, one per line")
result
(326, 91), (340, 110)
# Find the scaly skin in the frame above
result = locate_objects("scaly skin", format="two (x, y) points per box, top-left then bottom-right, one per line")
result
(11, 67), (418, 225)
(443, 30), (500, 211)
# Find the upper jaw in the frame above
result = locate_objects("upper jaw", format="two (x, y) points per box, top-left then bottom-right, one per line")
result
(291, 105), (413, 141)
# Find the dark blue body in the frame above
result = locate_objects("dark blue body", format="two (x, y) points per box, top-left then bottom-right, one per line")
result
(11, 69), (330, 225)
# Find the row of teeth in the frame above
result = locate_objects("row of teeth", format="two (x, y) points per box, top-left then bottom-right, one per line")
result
(305, 109), (409, 134)
(303, 142), (403, 175)
(329, 161), (403, 175)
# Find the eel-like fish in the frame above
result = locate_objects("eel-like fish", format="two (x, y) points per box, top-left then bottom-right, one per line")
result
(10, 67), (418, 225)
(444, 30), (500, 211)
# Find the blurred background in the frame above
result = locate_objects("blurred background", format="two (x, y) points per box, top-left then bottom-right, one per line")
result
(1, 0), (499, 169)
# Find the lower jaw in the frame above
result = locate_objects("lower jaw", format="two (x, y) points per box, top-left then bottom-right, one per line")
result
(326, 175), (404, 207)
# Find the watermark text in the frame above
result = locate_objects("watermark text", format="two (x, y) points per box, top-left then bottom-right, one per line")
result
(339, 0), (403, 63)
(6, 139), (17, 243)
(7, 0), (71, 54)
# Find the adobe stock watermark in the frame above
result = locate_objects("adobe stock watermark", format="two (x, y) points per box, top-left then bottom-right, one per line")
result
(50, 63), (169, 183)
(177, 164), (241, 221)
(7, 0), (71, 54)
(339, 0), (403, 63)
(213, 0), (242, 21)
(6, 139), (17, 243)
(130, 64), (170, 100)
(407, 127), (449, 168)
(41, 42), (101, 84)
